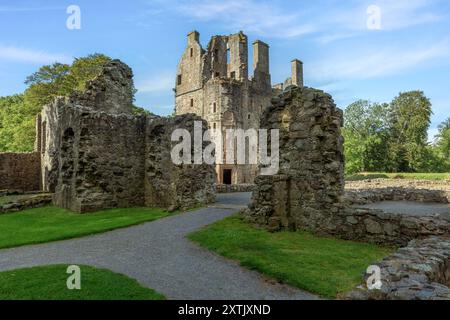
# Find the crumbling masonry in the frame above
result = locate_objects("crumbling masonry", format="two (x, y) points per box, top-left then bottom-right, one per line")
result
(34, 60), (215, 213)
(243, 85), (450, 246)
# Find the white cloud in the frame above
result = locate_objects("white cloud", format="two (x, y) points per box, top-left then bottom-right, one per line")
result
(171, 0), (316, 39)
(0, 46), (72, 64)
(0, 6), (62, 12)
(309, 39), (450, 81)
(145, 0), (445, 41)
(136, 72), (174, 93)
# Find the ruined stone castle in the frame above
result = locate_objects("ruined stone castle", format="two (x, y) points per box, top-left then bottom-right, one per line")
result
(175, 31), (303, 185)
(1, 60), (216, 213)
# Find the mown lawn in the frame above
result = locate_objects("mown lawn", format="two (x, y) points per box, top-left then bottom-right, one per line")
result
(189, 215), (394, 298)
(0, 206), (171, 249)
(346, 172), (450, 181)
(0, 265), (165, 300)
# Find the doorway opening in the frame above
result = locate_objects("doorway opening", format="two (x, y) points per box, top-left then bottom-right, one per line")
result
(223, 169), (232, 185)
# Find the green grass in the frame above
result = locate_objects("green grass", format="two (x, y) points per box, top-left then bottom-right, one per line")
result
(189, 215), (394, 298)
(0, 206), (171, 249)
(346, 172), (450, 181)
(0, 264), (165, 300)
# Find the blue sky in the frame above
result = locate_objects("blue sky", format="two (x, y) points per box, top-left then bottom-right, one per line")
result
(0, 0), (449, 138)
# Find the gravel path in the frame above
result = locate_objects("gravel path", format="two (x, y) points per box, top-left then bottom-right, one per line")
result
(0, 193), (319, 300)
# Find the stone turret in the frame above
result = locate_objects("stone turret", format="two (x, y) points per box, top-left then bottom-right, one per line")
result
(291, 59), (304, 88)
(252, 40), (271, 89)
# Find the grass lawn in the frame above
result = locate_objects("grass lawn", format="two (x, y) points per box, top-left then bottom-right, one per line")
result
(0, 264), (165, 300)
(189, 215), (394, 298)
(346, 172), (450, 181)
(0, 206), (171, 249)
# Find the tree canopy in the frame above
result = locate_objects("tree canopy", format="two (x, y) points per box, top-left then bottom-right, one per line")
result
(0, 53), (151, 152)
(343, 91), (448, 174)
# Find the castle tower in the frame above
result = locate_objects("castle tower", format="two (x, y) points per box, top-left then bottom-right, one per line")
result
(291, 59), (303, 88)
(227, 32), (248, 81)
(253, 40), (271, 89)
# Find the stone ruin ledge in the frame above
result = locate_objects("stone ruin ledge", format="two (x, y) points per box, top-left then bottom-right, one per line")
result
(344, 236), (450, 300)
(345, 187), (450, 206)
(331, 207), (450, 246)
(345, 179), (450, 205)
(346, 178), (450, 192)
(216, 184), (257, 193)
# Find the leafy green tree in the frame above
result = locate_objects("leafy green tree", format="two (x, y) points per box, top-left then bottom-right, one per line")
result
(434, 118), (450, 170)
(1, 54), (117, 152)
(343, 100), (392, 173)
(389, 91), (432, 172)
(24, 53), (112, 108)
(0, 95), (41, 152)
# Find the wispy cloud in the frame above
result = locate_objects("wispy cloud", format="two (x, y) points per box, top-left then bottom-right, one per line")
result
(309, 39), (450, 81)
(143, 0), (445, 41)
(136, 72), (174, 93)
(0, 5), (63, 13)
(0, 46), (72, 64)
(145, 0), (316, 39)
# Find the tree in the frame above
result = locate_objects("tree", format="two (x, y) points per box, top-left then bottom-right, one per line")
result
(389, 91), (433, 172)
(0, 94), (41, 152)
(24, 53), (112, 108)
(435, 117), (450, 169)
(0, 54), (115, 152)
(343, 100), (392, 173)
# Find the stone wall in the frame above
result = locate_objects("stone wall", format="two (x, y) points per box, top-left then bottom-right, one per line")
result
(244, 86), (345, 231)
(345, 187), (450, 205)
(144, 114), (216, 210)
(216, 184), (256, 193)
(243, 86), (450, 246)
(345, 236), (450, 300)
(39, 59), (216, 213)
(49, 104), (216, 214)
(52, 105), (146, 213)
(333, 207), (450, 246)
(0, 152), (41, 191)
(346, 178), (450, 192)
(0, 192), (52, 214)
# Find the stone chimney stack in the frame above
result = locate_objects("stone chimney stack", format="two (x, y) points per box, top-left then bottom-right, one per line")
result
(188, 30), (200, 44)
(253, 40), (271, 88)
(291, 59), (303, 88)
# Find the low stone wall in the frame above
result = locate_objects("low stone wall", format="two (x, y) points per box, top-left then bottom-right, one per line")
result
(0, 152), (41, 192)
(0, 193), (52, 214)
(332, 207), (450, 246)
(345, 187), (450, 205)
(216, 184), (256, 193)
(346, 179), (450, 192)
(345, 236), (450, 300)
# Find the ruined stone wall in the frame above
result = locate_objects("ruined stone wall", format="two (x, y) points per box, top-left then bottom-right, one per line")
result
(35, 59), (216, 213)
(144, 114), (216, 210)
(69, 60), (134, 115)
(345, 236), (450, 300)
(48, 106), (215, 213)
(244, 86), (345, 231)
(53, 105), (146, 213)
(0, 152), (41, 191)
(244, 86), (450, 246)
